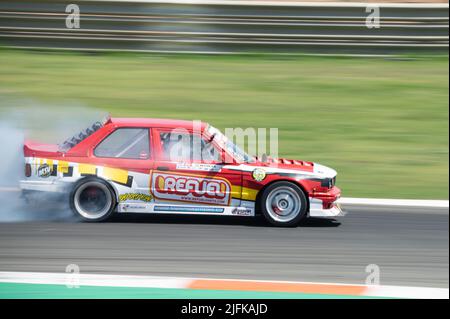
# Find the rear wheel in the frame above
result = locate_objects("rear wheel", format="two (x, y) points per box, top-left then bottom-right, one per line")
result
(260, 181), (307, 227)
(70, 177), (116, 222)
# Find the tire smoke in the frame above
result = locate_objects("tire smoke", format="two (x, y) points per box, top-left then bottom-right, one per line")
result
(0, 100), (106, 222)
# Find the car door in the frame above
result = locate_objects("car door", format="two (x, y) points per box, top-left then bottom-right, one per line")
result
(150, 127), (242, 214)
(90, 126), (155, 211)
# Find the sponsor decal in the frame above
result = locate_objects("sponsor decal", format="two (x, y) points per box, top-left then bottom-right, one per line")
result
(231, 208), (253, 216)
(154, 206), (224, 213)
(241, 201), (256, 208)
(121, 204), (148, 212)
(119, 193), (153, 203)
(37, 164), (52, 178)
(32, 158), (132, 185)
(252, 168), (266, 182)
(176, 162), (223, 172)
(151, 171), (231, 206)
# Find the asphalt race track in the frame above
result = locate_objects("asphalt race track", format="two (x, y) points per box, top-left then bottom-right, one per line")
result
(0, 193), (448, 288)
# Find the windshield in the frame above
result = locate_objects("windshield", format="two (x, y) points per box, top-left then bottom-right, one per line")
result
(59, 121), (104, 152)
(207, 125), (255, 163)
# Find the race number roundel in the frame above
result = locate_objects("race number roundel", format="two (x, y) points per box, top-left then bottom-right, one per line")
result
(252, 168), (266, 182)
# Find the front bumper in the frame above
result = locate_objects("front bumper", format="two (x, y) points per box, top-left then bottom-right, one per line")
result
(309, 201), (345, 217)
(308, 186), (345, 217)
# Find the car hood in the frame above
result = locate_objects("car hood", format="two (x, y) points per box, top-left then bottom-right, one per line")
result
(311, 163), (337, 179)
(231, 157), (337, 179)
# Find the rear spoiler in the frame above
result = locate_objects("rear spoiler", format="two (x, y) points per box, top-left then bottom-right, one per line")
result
(23, 140), (61, 158)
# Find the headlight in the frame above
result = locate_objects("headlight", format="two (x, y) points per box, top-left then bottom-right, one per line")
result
(321, 177), (336, 188)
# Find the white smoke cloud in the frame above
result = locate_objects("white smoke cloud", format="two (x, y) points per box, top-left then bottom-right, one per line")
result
(0, 99), (106, 222)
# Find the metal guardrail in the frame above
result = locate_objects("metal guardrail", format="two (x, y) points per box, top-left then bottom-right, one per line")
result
(0, 0), (448, 55)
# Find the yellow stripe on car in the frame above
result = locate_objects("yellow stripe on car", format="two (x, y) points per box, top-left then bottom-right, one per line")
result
(231, 185), (258, 201)
(102, 167), (129, 184)
(57, 161), (69, 174)
(242, 187), (258, 201)
(78, 163), (96, 175)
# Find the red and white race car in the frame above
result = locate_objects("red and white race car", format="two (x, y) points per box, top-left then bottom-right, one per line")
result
(20, 117), (342, 226)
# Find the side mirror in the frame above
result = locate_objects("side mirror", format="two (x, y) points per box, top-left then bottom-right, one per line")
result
(208, 133), (216, 143)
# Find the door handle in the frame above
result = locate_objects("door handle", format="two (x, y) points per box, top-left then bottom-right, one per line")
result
(157, 166), (169, 171)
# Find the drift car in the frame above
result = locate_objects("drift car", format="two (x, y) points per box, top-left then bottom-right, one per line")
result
(20, 117), (342, 227)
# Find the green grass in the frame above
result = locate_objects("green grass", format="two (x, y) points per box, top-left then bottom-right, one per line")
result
(0, 50), (448, 199)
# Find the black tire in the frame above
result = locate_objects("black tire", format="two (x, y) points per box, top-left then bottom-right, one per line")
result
(70, 177), (116, 222)
(260, 181), (308, 227)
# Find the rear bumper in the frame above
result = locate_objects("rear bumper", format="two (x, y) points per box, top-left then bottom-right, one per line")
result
(19, 180), (68, 193)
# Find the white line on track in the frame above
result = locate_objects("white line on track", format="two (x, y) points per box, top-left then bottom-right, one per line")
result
(0, 271), (191, 289)
(339, 197), (449, 208)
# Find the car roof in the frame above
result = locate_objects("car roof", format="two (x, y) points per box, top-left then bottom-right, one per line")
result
(110, 117), (208, 130)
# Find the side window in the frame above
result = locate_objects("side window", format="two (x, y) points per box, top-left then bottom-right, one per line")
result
(95, 128), (150, 159)
(159, 131), (220, 162)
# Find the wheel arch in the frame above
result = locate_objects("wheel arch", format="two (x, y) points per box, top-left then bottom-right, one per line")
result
(255, 179), (310, 215)
(71, 175), (119, 205)
(70, 175), (119, 221)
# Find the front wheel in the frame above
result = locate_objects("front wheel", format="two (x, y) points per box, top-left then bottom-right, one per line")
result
(70, 177), (116, 222)
(260, 182), (307, 227)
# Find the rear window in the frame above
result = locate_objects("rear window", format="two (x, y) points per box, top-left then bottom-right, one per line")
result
(94, 128), (150, 159)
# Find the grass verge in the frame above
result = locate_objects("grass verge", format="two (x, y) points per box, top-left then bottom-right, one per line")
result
(0, 50), (448, 199)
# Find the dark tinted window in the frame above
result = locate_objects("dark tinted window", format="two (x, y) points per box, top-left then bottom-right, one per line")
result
(95, 128), (150, 159)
